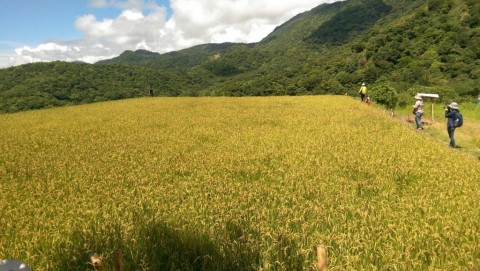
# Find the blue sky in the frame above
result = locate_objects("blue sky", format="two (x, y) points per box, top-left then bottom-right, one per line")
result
(0, 0), (341, 68)
(0, 0), (171, 47)
(2, 1), (110, 45)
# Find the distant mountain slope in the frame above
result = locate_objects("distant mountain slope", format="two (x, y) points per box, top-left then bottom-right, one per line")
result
(96, 43), (249, 71)
(307, 0), (392, 45)
(204, 0), (479, 97)
(0, 61), (192, 113)
(1, 0), (479, 113)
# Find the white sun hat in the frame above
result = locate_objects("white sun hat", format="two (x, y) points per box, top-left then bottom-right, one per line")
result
(448, 102), (458, 109)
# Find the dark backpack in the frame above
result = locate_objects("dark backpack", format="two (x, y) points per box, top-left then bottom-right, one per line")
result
(454, 112), (463, 127)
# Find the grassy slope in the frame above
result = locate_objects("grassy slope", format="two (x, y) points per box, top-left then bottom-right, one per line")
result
(1, 96), (479, 270)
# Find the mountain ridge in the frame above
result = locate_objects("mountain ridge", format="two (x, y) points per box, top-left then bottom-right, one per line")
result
(1, 0), (479, 113)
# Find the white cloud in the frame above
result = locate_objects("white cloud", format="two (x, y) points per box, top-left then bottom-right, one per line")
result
(1, 0), (343, 68)
(88, 0), (160, 10)
(16, 43), (69, 54)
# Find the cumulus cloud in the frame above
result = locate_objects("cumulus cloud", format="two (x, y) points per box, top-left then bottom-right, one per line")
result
(13, 42), (119, 64)
(3, 0), (342, 68)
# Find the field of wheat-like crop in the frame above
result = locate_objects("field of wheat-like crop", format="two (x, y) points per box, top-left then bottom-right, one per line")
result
(1, 96), (479, 270)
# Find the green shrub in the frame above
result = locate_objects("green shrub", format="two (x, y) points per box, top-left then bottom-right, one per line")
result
(371, 83), (398, 109)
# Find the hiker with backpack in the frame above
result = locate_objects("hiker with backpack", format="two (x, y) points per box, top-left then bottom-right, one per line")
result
(445, 102), (462, 148)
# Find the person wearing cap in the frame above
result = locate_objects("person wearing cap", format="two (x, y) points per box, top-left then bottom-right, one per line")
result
(445, 102), (459, 148)
(358, 82), (367, 102)
(413, 94), (424, 130)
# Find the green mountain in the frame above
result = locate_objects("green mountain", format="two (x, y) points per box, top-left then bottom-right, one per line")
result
(1, 0), (479, 113)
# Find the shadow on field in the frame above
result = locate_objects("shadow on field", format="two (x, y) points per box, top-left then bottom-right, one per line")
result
(52, 219), (261, 270)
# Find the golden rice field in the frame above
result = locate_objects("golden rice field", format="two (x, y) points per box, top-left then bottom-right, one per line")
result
(1, 96), (479, 270)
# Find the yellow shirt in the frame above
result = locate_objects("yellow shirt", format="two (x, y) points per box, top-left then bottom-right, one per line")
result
(359, 86), (367, 94)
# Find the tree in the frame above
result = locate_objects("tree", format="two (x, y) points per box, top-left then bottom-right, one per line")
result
(371, 84), (398, 110)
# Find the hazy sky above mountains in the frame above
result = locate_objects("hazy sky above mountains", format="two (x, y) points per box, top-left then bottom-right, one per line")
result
(0, 0), (343, 68)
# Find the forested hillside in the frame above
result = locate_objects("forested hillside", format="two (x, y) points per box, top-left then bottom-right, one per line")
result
(1, 0), (479, 113)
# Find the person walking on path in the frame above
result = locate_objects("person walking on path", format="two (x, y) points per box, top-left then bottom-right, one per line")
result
(358, 83), (367, 102)
(365, 96), (372, 105)
(445, 102), (460, 148)
(413, 94), (424, 130)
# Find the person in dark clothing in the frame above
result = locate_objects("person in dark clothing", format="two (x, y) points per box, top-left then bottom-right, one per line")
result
(445, 102), (459, 148)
